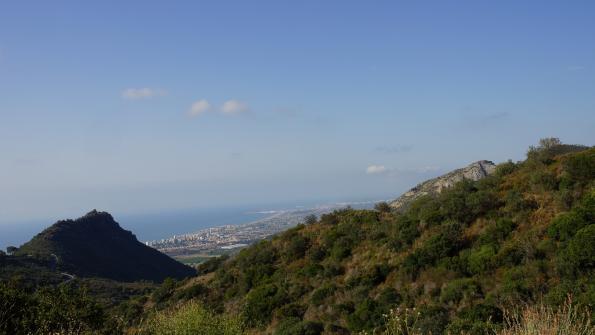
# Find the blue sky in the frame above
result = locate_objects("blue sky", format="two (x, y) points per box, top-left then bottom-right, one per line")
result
(0, 1), (594, 224)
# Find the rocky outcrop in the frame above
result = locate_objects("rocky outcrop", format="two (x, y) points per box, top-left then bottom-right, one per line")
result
(389, 160), (496, 211)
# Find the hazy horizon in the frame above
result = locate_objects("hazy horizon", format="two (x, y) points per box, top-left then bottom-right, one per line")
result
(1, 1), (594, 225)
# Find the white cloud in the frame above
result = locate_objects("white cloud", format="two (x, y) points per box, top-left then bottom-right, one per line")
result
(366, 165), (388, 175)
(221, 99), (248, 115)
(188, 99), (211, 117)
(121, 88), (166, 100)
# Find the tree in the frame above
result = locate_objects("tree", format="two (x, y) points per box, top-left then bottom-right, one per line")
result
(374, 202), (391, 213)
(6, 246), (17, 255)
(538, 137), (562, 150)
(303, 214), (317, 225)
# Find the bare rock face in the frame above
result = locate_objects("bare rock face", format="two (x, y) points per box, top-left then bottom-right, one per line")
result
(389, 160), (496, 211)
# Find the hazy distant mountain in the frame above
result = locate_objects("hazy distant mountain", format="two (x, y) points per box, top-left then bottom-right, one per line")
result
(389, 160), (496, 211)
(15, 210), (195, 282)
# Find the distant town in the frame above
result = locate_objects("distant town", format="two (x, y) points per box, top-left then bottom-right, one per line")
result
(146, 201), (378, 258)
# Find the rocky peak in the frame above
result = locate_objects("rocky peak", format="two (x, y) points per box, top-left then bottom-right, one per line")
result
(389, 160), (496, 211)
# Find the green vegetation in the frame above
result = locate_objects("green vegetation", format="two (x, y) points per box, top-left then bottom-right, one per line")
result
(0, 280), (116, 335)
(145, 140), (592, 334)
(1, 139), (593, 334)
(135, 300), (243, 335)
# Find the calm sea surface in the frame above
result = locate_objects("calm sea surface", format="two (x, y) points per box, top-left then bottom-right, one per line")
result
(0, 198), (381, 250)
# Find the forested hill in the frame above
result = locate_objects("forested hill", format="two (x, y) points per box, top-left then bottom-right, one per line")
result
(13, 210), (195, 282)
(153, 142), (594, 334)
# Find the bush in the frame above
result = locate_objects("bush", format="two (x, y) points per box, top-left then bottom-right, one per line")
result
(467, 245), (496, 274)
(303, 214), (318, 225)
(242, 284), (287, 328)
(557, 225), (595, 276)
(562, 149), (595, 186)
(330, 237), (353, 260)
(152, 278), (177, 304)
(196, 255), (228, 275)
(404, 221), (464, 275)
(388, 215), (420, 252)
(0, 282), (111, 335)
(283, 235), (309, 261)
(275, 318), (323, 335)
(478, 218), (516, 247)
(440, 278), (482, 304)
(140, 300), (243, 335)
(375, 202), (392, 213)
(310, 283), (336, 305)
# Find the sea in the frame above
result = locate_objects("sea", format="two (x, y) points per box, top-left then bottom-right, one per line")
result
(0, 198), (380, 250)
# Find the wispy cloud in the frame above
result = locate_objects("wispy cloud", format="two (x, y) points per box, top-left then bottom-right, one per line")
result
(188, 99), (211, 117)
(567, 65), (585, 72)
(121, 88), (166, 100)
(366, 165), (441, 177)
(461, 111), (510, 128)
(376, 145), (413, 154)
(366, 165), (388, 175)
(221, 100), (248, 115)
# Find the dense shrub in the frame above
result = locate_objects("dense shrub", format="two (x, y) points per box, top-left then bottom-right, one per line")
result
(557, 225), (595, 276)
(440, 278), (482, 304)
(140, 300), (242, 335)
(0, 281), (111, 335)
(275, 318), (323, 335)
(242, 284), (287, 328)
(467, 245), (497, 274)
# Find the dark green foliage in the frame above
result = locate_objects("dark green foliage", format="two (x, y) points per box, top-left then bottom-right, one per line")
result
(303, 214), (318, 225)
(467, 245), (497, 274)
(478, 218), (515, 247)
(495, 160), (517, 177)
(416, 305), (450, 335)
(347, 298), (383, 331)
(377, 287), (401, 306)
(548, 193), (594, 241)
(562, 149), (595, 185)
(387, 215), (419, 251)
(275, 303), (307, 319)
(242, 284), (287, 328)
(404, 221), (464, 275)
(196, 255), (229, 275)
(557, 225), (595, 276)
(275, 318), (323, 335)
(151, 277), (177, 304)
(440, 278), (482, 304)
(284, 234), (309, 261)
(330, 236), (353, 260)
(310, 283), (336, 305)
(374, 201), (392, 213)
(0, 281), (115, 335)
(173, 282), (208, 301)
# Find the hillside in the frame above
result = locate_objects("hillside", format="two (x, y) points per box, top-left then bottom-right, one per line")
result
(147, 142), (594, 334)
(14, 210), (195, 282)
(389, 160), (496, 211)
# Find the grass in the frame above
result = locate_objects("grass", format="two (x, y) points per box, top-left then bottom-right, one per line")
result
(135, 300), (243, 335)
(359, 298), (593, 335)
(498, 297), (593, 335)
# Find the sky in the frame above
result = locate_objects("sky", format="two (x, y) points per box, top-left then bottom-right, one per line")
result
(0, 1), (594, 225)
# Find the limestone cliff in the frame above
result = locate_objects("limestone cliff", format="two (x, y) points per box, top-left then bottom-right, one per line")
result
(389, 160), (496, 211)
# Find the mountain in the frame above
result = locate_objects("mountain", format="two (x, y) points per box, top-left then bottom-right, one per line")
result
(149, 144), (593, 334)
(389, 160), (496, 211)
(15, 210), (195, 282)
